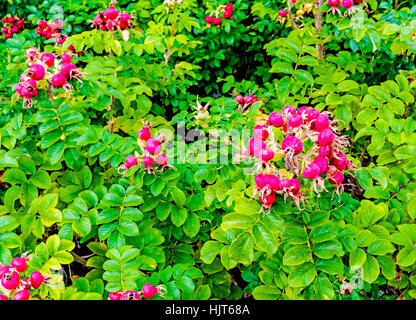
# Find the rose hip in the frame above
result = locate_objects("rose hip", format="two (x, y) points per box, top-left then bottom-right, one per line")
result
(11, 257), (27, 273)
(30, 271), (44, 289)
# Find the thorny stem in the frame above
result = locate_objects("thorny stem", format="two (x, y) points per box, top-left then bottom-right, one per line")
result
(315, 0), (325, 59)
(108, 34), (115, 133)
(287, 0), (298, 29)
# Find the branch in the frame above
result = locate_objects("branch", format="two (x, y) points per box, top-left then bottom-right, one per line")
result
(315, 0), (325, 59)
(287, 0), (298, 29)
(70, 252), (87, 266)
(108, 42), (115, 133)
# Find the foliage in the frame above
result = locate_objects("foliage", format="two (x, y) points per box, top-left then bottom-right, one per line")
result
(0, 0), (416, 300)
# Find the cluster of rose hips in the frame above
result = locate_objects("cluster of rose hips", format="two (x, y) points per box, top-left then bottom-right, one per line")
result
(90, 0), (133, 32)
(109, 283), (166, 300)
(245, 105), (356, 210)
(0, 254), (49, 300)
(118, 122), (172, 176)
(328, 0), (365, 16)
(204, 3), (234, 27)
(35, 20), (64, 41)
(2, 16), (25, 39)
(15, 47), (85, 109)
(234, 93), (260, 112)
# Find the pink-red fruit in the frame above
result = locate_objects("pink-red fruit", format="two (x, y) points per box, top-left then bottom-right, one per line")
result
(30, 271), (44, 289)
(155, 154), (168, 166)
(137, 127), (151, 141)
(125, 155), (138, 169)
(13, 290), (30, 300)
(145, 138), (162, 155)
(318, 128), (335, 145)
(269, 112), (284, 127)
(11, 257), (27, 273)
(281, 136), (303, 155)
(1, 271), (20, 290)
(142, 283), (157, 299)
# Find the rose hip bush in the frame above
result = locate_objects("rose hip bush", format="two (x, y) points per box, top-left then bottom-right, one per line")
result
(1, 0), (416, 301)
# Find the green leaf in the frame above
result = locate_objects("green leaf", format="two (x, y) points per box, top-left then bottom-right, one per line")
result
(170, 207), (187, 227)
(156, 202), (171, 221)
(192, 285), (211, 300)
(253, 222), (278, 256)
(367, 240), (395, 255)
(54, 250), (74, 264)
(252, 285), (280, 300)
(108, 231), (126, 249)
(60, 112), (83, 125)
(368, 86), (390, 101)
(221, 213), (256, 230)
(337, 80), (359, 92)
(41, 208), (62, 227)
(234, 197), (261, 215)
(200, 241), (223, 264)
(377, 256), (396, 280)
(46, 235), (61, 256)
(283, 225), (308, 244)
(394, 146), (416, 160)
(98, 223), (117, 240)
(357, 230), (377, 247)
(229, 232), (254, 266)
(1, 168), (26, 184)
(309, 224), (337, 243)
(73, 217), (92, 237)
(283, 245), (312, 266)
(397, 247), (416, 267)
(313, 240), (344, 259)
(80, 166), (92, 189)
(123, 195), (143, 206)
(150, 179), (166, 196)
(294, 70), (313, 86)
(118, 221), (139, 236)
(270, 62), (293, 74)
(362, 255), (380, 283)
(30, 170), (51, 189)
(39, 119), (60, 135)
(175, 276), (194, 294)
(288, 262), (316, 288)
(46, 141), (66, 164)
(0, 216), (18, 232)
(312, 274), (334, 300)
(315, 257), (344, 276)
(183, 213), (200, 238)
(349, 248), (367, 270)
(171, 188), (186, 206)
(408, 198), (416, 220)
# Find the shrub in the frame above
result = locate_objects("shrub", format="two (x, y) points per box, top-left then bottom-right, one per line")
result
(0, 0), (416, 301)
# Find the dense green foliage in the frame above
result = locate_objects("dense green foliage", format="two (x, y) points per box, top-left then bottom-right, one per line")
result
(1, 0), (416, 300)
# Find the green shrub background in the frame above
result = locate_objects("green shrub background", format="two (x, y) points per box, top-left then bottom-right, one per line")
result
(1, 0), (416, 300)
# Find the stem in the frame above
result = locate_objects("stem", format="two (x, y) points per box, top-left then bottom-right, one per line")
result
(46, 81), (56, 102)
(304, 225), (315, 263)
(163, 20), (176, 83)
(315, 0), (325, 59)
(70, 252), (87, 266)
(108, 37), (115, 133)
(287, 0), (298, 29)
